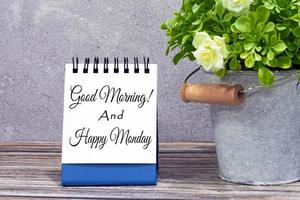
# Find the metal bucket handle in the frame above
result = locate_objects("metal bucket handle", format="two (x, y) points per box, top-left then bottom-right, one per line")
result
(180, 67), (300, 105)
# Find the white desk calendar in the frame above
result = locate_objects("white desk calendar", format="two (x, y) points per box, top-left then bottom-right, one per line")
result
(61, 57), (158, 185)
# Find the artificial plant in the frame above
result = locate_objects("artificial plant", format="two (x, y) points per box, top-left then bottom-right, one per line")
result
(161, 0), (300, 86)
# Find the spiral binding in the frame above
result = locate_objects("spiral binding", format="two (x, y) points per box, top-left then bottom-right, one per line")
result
(72, 57), (79, 73)
(134, 57), (139, 73)
(114, 57), (119, 73)
(104, 57), (109, 73)
(124, 57), (129, 73)
(72, 57), (150, 74)
(93, 57), (99, 73)
(83, 58), (89, 73)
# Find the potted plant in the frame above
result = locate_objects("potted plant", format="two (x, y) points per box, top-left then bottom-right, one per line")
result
(162, 0), (300, 185)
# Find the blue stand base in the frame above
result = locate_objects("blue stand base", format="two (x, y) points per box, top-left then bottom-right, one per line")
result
(61, 164), (157, 186)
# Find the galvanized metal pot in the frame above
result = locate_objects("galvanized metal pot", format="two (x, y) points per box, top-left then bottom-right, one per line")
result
(209, 71), (300, 185)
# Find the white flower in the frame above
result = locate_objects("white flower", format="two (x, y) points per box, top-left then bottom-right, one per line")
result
(192, 32), (211, 50)
(221, 0), (253, 13)
(192, 32), (229, 72)
(213, 36), (229, 58)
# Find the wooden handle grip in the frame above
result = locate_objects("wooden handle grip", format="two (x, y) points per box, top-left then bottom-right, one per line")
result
(180, 83), (245, 105)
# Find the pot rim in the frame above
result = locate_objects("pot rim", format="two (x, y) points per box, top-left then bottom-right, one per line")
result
(200, 67), (299, 76)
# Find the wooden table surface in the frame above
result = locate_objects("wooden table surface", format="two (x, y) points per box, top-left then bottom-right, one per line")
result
(0, 142), (299, 200)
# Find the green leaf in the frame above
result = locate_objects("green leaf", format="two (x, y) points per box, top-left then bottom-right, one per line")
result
(223, 34), (230, 43)
(272, 41), (287, 53)
(254, 53), (262, 61)
(245, 54), (255, 68)
(244, 42), (256, 51)
(296, 39), (300, 47)
(215, 68), (226, 78)
(269, 58), (278, 67)
(257, 6), (270, 23)
(264, 2), (275, 9)
(192, 4), (201, 13)
(213, 26), (223, 32)
(262, 56), (269, 65)
(262, 48), (268, 55)
(258, 66), (274, 86)
(294, 1), (300, 7)
(263, 0), (275, 9)
(192, 19), (202, 25)
(229, 56), (240, 70)
(173, 51), (185, 65)
(234, 16), (251, 33)
(264, 22), (275, 32)
(182, 34), (191, 45)
(255, 46), (262, 52)
(183, 0), (192, 12)
(277, 56), (292, 69)
(269, 34), (277, 45)
(293, 56), (300, 65)
(285, 41), (296, 51)
(215, 0), (225, 18)
(276, 0), (289, 9)
(292, 27), (300, 37)
(267, 50), (274, 60)
(161, 22), (167, 30)
(165, 46), (170, 56)
(248, 13), (257, 26)
(276, 24), (287, 31)
(187, 53), (196, 61)
(240, 52), (250, 59)
(233, 42), (242, 53)
(286, 51), (294, 58)
(279, 28), (291, 39)
(256, 22), (265, 33)
(238, 34), (245, 40)
(223, 13), (233, 22)
(166, 19), (174, 28)
(230, 24), (240, 33)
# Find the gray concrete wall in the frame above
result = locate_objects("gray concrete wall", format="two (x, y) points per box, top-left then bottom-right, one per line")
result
(0, 0), (213, 142)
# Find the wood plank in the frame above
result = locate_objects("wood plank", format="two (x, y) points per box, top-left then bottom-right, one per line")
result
(0, 142), (299, 199)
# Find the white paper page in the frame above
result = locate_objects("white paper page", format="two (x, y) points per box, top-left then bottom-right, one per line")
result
(62, 63), (157, 164)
